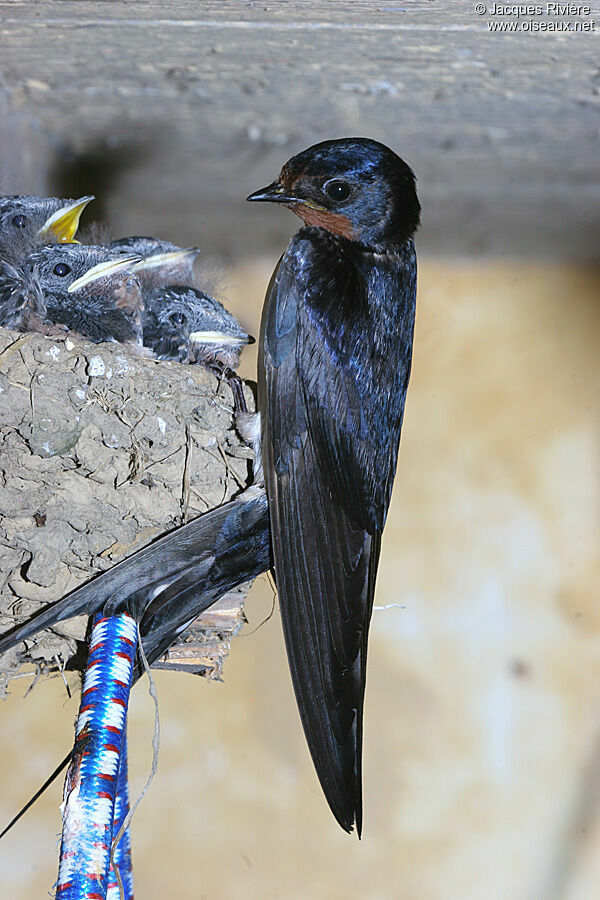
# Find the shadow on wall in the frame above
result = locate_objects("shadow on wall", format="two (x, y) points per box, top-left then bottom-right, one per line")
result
(47, 135), (150, 228)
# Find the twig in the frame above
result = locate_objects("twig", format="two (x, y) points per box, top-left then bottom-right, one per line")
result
(216, 439), (245, 491)
(0, 332), (33, 366)
(181, 424), (192, 523)
(240, 576), (277, 637)
(53, 653), (72, 700)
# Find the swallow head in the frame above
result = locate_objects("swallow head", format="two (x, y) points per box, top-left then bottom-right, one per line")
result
(247, 137), (420, 250)
(22, 244), (145, 345)
(25, 244), (142, 310)
(146, 285), (252, 367)
(109, 237), (201, 292)
(109, 236), (186, 259)
(0, 195), (94, 264)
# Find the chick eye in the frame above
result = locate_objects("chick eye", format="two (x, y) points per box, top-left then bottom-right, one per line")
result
(53, 263), (71, 276)
(324, 180), (351, 202)
(12, 214), (27, 229)
(169, 311), (187, 326)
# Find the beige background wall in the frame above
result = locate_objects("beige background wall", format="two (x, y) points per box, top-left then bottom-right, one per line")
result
(1, 259), (598, 899)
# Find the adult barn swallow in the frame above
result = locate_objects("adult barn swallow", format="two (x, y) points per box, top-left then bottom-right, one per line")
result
(0, 195), (94, 265)
(247, 137), (420, 834)
(0, 245), (144, 346)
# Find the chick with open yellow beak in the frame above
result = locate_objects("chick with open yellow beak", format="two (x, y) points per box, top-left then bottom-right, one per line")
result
(0, 194), (94, 265)
(36, 195), (94, 243)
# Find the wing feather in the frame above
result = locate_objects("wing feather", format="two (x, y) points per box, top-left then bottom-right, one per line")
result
(259, 232), (405, 833)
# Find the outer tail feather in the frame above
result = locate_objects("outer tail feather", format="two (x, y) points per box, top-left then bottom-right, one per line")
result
(0, 487), (270, 656)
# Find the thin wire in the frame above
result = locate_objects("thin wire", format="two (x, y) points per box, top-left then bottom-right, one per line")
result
(240, 577), (277, 637)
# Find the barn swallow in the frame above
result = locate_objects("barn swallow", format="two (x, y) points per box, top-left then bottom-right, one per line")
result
(0, 245), (144, 347)
(247, 137), (420, 835)
(0, 195), (94, 265)
(142, 283), (251, 366)
(0, 138), (420, 841)
(109, 236), (200, 293)
(109, 238), (253, 402)
(142, 283), (254, 409)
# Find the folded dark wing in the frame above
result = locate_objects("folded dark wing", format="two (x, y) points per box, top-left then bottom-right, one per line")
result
(260, 235), (390, 834)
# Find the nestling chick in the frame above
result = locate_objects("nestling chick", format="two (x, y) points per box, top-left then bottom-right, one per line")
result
(1, 244), (143, 347)
(0, 195), (94, 265)
(143, 284), (254, 410)
(143, 284), (251, 366)
(109, 236), (200, 293)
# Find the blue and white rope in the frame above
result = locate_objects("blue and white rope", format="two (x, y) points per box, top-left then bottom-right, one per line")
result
(56, 614), (137, 900)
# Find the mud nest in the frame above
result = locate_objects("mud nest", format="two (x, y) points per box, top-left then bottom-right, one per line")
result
(0, 325), (255, 698)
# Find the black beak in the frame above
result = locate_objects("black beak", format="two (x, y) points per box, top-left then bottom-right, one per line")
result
(246, 181), (298, 204)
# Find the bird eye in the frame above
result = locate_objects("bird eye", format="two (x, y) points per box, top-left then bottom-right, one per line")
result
(12, 214), (27, 229)
(323, 180), (351, 202)
(169, 312), (187, 326)
(53, 263), (71, 276)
